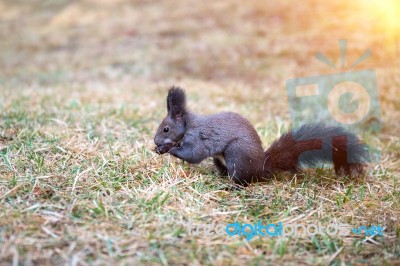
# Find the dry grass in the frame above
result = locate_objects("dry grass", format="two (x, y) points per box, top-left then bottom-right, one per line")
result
(0, 0), (399, 265)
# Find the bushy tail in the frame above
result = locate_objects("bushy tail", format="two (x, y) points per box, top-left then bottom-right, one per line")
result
(264, 123), (370, 176)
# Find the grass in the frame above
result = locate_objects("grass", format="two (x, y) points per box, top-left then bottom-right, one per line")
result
(0, 0), (399, 265)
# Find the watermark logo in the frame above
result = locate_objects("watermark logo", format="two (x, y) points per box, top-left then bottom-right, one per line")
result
(183, 220), (384, 241)
(286, 40), (381, 164)
(351, 225), (384, 236)
(225, 222), (384, 241)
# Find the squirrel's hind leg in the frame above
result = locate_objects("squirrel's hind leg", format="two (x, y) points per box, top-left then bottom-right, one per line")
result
(222, 139), (269, 186)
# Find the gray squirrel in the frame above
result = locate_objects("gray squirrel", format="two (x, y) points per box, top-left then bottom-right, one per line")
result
(154, 86), (369, 186)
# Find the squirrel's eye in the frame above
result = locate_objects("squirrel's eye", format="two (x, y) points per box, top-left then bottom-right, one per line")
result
(163, 127), (169, 133)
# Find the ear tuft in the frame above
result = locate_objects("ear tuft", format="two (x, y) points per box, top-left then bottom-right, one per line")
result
(167, 86), (187, 120)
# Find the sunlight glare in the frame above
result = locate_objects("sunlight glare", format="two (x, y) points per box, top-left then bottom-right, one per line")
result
(365, 0), (400, 36)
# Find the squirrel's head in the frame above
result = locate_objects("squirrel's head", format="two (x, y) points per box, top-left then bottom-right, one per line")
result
(154, 86), (187, 154)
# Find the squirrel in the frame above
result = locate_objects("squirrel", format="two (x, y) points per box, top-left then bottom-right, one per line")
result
(154, 86), (370, 186)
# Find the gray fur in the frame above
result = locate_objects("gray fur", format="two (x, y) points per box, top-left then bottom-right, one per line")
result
(154, 87), (266, 185)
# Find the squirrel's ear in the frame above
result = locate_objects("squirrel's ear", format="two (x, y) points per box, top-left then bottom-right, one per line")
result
(167, 86), (187, 121)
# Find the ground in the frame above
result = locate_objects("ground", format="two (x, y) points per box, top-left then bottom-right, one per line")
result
(0, 0), (399, 265)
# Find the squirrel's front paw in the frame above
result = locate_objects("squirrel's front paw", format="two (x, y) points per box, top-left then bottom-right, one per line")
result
(155, 144), (174, 155)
